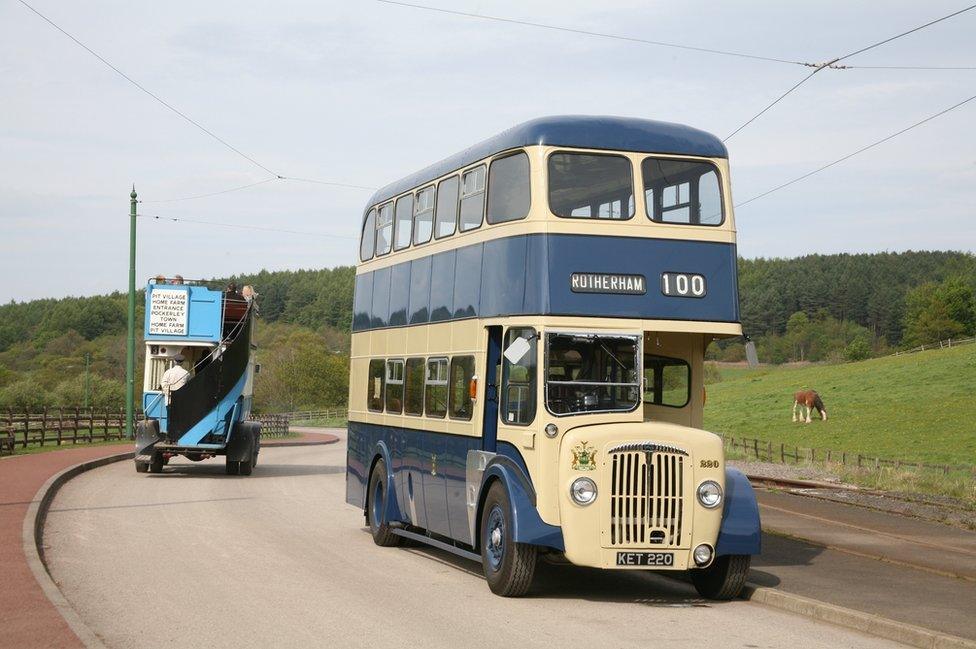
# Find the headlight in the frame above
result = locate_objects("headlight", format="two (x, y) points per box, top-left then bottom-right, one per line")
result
(570, 477), (598, 506)
(697, 480), (723, 508)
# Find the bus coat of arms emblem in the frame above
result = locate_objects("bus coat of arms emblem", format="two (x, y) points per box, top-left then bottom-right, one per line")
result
(572, 441), (597, 471)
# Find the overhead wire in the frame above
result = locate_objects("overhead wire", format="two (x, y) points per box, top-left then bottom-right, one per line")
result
(136, 213), (358, 239)
(724, 4), (976, 141)
(734, 93), (976, 209)
(17, 0), (375, 199)
(139, 179), (277, 203)
(375, 0), (809, 66)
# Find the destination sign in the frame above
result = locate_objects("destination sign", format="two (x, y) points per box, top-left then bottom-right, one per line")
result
(570, 273), (646, 295)
(148, 288), (189, 336)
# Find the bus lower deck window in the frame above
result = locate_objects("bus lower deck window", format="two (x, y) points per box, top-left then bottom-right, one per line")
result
(501, 327), (537, 425)
(449, 356), (475, 420)
(386, 359), (404, 413)
(367, 359), (385, 412)
(425, 358), (449, 417)
(546, 333), (640, 415)
(643, 354), (691, 407)
(404, 358), (425, 415)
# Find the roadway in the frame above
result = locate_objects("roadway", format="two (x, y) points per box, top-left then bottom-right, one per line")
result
(43, 437), (904, 649)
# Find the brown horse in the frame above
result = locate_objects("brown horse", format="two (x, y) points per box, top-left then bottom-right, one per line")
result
(793, 390), (827, 423)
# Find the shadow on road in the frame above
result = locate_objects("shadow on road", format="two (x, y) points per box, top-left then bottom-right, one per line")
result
(145, 463), (345, 479)
(48, 496), (253, 513)
(387, 535), (721, 606)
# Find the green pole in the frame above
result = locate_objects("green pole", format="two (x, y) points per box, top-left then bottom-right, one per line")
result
(84, 352), (91, 409)
(126, 186), (137, 438)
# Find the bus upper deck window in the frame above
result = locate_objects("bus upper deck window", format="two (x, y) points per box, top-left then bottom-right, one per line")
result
(548, 152), (634, 220)
(376, 203), (394, 255)
(643, 158), (723, 226)
(394, 194), (414, 251)
(434, 175), (459, 239)
(413, 186), (435, 245)
(360, 208), (376, 261)
(459, 165), (486, 232)
(487, 152), (530, 224)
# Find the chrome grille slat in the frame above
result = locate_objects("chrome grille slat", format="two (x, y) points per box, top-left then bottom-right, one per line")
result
(606, 448), (686, 548)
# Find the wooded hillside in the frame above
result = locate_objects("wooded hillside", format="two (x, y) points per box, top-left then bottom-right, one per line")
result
(0, 251), (973, 411)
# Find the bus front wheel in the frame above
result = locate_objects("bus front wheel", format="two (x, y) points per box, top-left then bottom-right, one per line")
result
(690, 554), (751, 600)
(480, 481), (537, 597)
(367, 460), (400, 547)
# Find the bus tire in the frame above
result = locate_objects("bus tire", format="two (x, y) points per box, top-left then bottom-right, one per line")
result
(149, 453), (164, 474)
(367, 459), (400, 547)
(239, 455), (253, 476)
(225, 457), (240, 475)
(480, 481), (537, 597)
(135, 461), (149, 473)
(690, 554), (751, 600)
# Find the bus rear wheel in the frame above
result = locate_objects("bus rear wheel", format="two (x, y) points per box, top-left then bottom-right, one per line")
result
(690, 554), (751, 600)
(148, 453), (164, 474)
(134, 461), (149, 473)
(480, 482), (536, 597)
(367, 459), (401, 547)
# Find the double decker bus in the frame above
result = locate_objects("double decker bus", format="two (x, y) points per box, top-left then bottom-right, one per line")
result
(345, 116), (760, 598)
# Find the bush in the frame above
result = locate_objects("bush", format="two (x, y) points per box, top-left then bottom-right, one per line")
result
(703, 362), (722, 384)
(844, 336), (872, 362)
(0, 379), (51, 411)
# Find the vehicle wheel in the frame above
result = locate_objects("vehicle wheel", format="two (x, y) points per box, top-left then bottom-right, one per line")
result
(480, 481), (536, 597)
(225, 457), (240, 475)
(367, 460), (401, 547)
(135, 461), (149, 473)
(149, 454), (164, 474)
(239, 454), (253, 476)
(690, 554), (751, 600)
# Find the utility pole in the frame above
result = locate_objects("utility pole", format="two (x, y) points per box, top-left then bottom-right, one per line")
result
(84, 352), (91, 409)
(126, 186), (137, 438)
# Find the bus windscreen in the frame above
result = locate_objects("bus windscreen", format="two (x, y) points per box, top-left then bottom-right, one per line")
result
(545, 333), (640, 415)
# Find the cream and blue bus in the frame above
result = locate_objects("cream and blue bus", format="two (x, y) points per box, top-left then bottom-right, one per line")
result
(345, 116), (760, 598)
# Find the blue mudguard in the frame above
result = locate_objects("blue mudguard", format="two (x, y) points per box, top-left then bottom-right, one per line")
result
(481, 461), (564, 551)
(372, 440), (404, 525)
(716, 468), (762, 556)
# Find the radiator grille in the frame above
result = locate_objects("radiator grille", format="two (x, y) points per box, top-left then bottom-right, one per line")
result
(608, 450), (686, 547)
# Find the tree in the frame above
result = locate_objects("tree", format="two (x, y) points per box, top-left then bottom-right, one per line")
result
(902, 278), (976, 347)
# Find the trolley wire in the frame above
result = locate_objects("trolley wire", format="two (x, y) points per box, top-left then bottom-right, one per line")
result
(724, 4), (976, 141)
(136, 213), (358, 239)
(734, 92), (976, 209)
(17, 0), (375, 199)
(376, 0), (809, 66)
(139, 179), (277, 204)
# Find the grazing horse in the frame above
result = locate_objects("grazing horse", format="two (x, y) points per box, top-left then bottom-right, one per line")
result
(793, 390), (827, 423)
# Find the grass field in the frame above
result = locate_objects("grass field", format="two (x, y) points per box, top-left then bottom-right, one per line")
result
(703, 344), (976, 467)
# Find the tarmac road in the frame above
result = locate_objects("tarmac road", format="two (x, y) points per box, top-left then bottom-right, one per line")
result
(44, 437), (901, 649)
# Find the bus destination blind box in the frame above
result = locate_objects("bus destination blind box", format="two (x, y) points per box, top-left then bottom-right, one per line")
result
(570, 272), (647, 295)
(148, 288), (189, 336)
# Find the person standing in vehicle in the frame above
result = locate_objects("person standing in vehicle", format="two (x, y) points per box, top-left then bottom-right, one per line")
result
(161, 353), (190, 404)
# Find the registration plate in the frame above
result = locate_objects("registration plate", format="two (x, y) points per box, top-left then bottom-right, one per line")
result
(616, 551), (674, 567)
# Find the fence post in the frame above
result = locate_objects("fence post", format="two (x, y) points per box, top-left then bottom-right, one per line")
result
(857, 454), (863, 468)
(780, 443), (785, 463)
(826, 449), (831, 463)
(88, 407), (94, 443)
(810, 448), (816, 463)
(753, 439), (759, 459)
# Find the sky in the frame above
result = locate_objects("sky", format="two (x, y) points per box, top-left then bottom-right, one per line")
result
(0, 0), (974, 303)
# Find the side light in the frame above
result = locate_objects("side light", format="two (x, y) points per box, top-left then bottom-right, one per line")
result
(469, 376), (478, 400)
(544, 423), (558, 438)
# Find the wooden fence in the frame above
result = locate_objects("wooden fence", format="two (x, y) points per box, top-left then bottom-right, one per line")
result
(1, 407), (129, 454)
(891, 335), (976, 357)
(275, 408), (348, 423)
(721, 434), (975, 477)
(249, 414), (290, 437)
(0, 408), (293, 455)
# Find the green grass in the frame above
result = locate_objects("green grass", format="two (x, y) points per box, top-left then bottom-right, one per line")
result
(288, 416), (347, 429)
(704, 344), (976, 467)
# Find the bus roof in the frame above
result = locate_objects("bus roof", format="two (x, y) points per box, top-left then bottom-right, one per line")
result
(367, 115), (727, 207)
